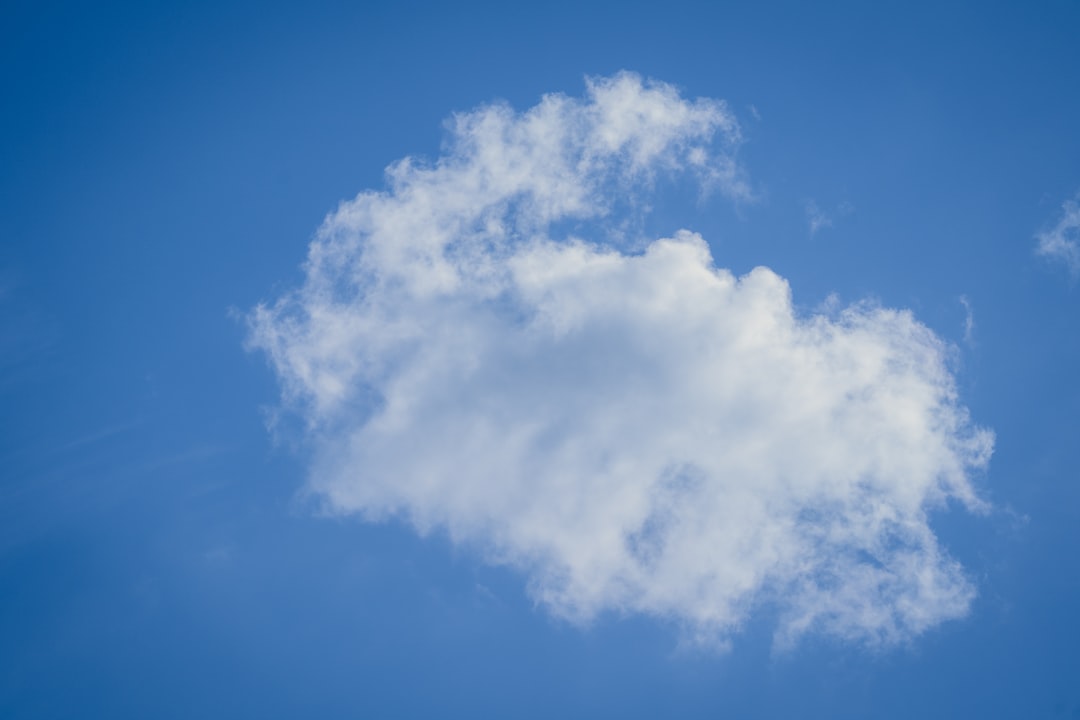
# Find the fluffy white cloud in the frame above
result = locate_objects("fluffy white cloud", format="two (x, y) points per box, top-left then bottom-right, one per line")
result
(249, 73), (993, 649)
(1036, 193), (1080, 276)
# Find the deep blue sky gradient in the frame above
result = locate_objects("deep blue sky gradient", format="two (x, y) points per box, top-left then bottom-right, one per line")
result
(3, 1), (1080, 717)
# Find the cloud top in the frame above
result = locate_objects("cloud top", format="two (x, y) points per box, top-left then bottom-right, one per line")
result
(249, 73), (992, 649)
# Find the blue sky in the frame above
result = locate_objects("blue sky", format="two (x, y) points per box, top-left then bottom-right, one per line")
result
(2, 1), (1080, 717)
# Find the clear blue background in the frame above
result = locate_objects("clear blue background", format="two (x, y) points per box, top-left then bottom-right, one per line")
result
(2, 1), (1079, 717)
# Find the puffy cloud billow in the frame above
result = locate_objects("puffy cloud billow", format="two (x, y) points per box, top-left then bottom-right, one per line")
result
(249, 73), (993, 649)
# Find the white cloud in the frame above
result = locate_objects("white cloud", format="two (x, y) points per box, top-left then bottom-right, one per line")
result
(249, 73), (993, 650)
(1036, 193), (1080, 276)
(960, 295), (975, 345)
(806, 199), (854, 237)
(805, 199), (832, 236)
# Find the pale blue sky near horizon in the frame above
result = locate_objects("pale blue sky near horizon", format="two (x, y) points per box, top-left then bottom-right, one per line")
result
(3, 1), (1080, 717)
